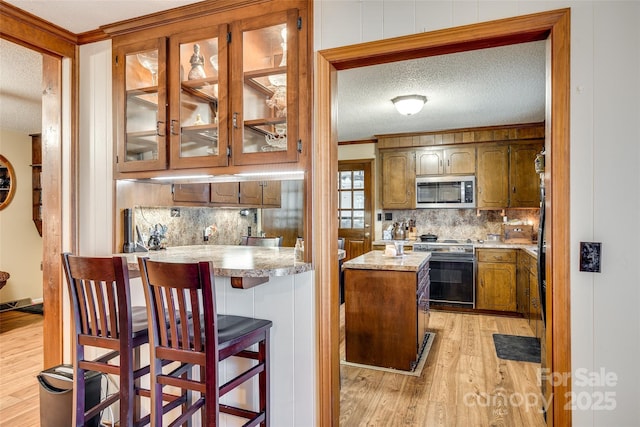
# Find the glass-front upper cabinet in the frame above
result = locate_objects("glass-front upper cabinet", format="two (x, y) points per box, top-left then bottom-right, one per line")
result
(169, 25), (229, 169)
(230, 10), (300, 166)
(114, 38), (168, 172)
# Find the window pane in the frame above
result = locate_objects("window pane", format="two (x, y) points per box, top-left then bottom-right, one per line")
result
(353, 170), (364, 189)
(340, 191), (352, 209)
(340, 171), (352, 189)
(353, 210), (364, 229)
(339, 210), (352, 228)
(353, 191), (364, 209)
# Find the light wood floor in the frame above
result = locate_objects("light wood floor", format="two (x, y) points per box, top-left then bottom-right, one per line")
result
(0, 309), (546, 427)
(0, 310), (43, 426)
(340, 308), (547, 427)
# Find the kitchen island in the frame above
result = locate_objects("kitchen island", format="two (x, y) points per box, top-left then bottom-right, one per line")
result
(342, 250), (431, 371)
(120, 245), (318, 427)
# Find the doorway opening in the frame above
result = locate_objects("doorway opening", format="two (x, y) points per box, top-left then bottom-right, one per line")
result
(314, 8), (570, 426)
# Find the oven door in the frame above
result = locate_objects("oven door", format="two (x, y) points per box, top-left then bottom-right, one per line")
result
(429, 257), (475, 307)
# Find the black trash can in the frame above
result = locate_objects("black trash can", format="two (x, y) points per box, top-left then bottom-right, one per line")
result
(38, 364), (102, 427)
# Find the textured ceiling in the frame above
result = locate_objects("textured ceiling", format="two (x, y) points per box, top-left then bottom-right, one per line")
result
(0, 1), (546, 143)
(337, 40), (546, 141)
(0, 39), (42, 135)
(4, 0), (203, 34)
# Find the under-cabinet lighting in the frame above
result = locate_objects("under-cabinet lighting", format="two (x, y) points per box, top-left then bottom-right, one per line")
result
(234, 171), (304, 178)
(151, 175), (211, 181)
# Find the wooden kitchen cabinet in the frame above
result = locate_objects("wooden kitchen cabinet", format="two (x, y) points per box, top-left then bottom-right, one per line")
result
(173, 183), (210, 203)
(477, 141), (542, 208)
(381, 150), (415, 209)
(112, 3), (309, 175)
(415, 146), (476, 176)
(476, 249), (517, 312)
(516, 251), (530, 316)
(509, 143), (542, 207)
(477, 144), (509, 208)
(239, 181), (281, 207)
(210, 182), (240, 205)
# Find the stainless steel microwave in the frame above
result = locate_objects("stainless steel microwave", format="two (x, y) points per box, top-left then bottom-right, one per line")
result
(415, 175), (476, 208)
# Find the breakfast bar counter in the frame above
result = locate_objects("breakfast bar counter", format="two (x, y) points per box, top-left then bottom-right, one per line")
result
(119, 244), (317, 426)
(121, 245), (314, 289)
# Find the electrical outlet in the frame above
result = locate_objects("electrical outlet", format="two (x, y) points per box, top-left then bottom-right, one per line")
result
(377, 213), (382, 221)
(170, 208), (180, 217)
(384, 212), (393, 221)
(579, 242), (602, 272)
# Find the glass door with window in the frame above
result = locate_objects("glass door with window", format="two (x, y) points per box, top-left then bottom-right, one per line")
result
(338, 160), (373, 261)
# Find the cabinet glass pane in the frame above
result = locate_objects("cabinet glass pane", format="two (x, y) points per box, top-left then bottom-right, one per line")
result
(179, 38), (220, 158)
(242, 22), (288, 153)
(125, 49), (160, 161)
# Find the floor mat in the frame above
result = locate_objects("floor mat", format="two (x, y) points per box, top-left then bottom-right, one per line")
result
(493, 333), (540, 363)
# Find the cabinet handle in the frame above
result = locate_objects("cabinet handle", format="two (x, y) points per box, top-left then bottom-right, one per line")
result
(170, 120), (179, 136)
(156, 121), (165, 137)
(233, 112), (239, 129)
(513, 186), (516, 193)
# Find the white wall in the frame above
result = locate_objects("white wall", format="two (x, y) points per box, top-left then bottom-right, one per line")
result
(79, 40), (114, 256)
(316, 1), (640, 426)
(0, 128), (43, 304)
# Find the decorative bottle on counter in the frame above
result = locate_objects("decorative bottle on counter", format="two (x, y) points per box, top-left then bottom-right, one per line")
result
(294, 237), (304, 262)
(393, 221), (406, 240)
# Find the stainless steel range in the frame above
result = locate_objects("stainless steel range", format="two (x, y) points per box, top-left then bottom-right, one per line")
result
(413, 239), (475, 308)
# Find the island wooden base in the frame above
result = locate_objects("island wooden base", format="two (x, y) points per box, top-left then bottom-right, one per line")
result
(344, 267), (428, 371)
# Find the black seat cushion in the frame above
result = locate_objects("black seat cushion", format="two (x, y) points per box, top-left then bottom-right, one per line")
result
(216, 315), (272, 348)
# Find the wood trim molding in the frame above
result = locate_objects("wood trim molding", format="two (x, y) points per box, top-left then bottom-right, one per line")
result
(41, 55), (64, 368)
(314, 8), (571, 426)
(338, 139), (377, 145)
(0, 2), (76, 57)
(100, 0), (271, 37)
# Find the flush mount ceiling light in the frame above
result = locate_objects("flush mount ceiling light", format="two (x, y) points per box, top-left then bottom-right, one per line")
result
(391, 94), (427, 115)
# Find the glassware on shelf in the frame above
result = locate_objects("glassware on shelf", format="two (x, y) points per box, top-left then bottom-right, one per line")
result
(137, 51), (159, 85)
(188, 43), (206, 80)
(267, 27), (287, 88)
(209, 54), (218, 72)
(263, 124), (287, 151)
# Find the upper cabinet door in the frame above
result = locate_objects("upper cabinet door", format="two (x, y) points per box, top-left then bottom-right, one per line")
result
(114, 38), (168, 172)
(230, 10), (300, 166)
(168, 25), (230, 169)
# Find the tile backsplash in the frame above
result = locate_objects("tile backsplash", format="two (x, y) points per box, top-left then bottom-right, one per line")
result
(134, 206), (258, 247)
(381, 208), (540, 242)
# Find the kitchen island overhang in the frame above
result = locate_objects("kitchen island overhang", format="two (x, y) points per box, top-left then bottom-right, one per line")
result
(118, 245), (317, 426)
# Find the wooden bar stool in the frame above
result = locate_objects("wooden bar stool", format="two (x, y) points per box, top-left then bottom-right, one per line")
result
(62, 253), (150, 427)
(138, 257), (272, 427)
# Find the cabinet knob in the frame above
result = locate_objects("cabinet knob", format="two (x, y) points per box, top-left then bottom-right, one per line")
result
(233, 112), (239, 129)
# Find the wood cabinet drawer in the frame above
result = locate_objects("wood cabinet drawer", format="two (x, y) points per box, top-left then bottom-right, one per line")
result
(477, 249), (517, 263)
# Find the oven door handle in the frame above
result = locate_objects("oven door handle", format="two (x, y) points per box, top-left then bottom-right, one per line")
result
(430, 256), (475, 263)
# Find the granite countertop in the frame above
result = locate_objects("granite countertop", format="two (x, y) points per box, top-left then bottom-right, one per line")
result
(475, 241), (538, 258)
(372, 239), (419, 246)
(343, 250), (431, 272)
(121, 245), (313, 279)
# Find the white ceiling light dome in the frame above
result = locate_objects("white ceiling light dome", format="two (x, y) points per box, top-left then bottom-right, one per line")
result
(391, 94), (427, 115)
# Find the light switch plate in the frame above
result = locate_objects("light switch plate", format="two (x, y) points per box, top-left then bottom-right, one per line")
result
(579, 242), (601, 272)
(384, 212), (393, 221)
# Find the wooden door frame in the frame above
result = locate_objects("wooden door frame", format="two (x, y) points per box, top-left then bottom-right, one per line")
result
(338, 158), (374, 261)
(1, 3), (78, 368)
(313, 8), (570, 426)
